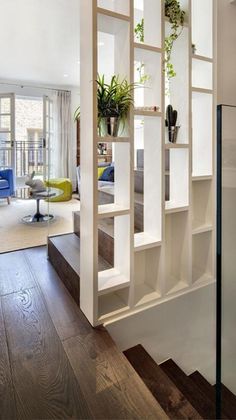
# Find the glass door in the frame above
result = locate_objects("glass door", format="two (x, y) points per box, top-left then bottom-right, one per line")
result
(43, 95), (54, 181)
(0, 93), (15, 171)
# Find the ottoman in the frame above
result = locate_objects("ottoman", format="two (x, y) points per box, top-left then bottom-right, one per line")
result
(45, 178), (72, 202)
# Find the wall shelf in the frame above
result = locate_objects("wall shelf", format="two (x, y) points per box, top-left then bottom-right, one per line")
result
(134, 42), (162, 53)
(165, 143), (189, 149)
(192, 224), (213, 235)
(97, 7), (130, 21)
(134, 232), (161, 252)
(192, 87), (213, 94)
(192, 54), (213, 63)
(134, 110), (162, 117)
(98, 268), (130, 295)
(98, 204), (130, 219)
(97, 136), (130, 143)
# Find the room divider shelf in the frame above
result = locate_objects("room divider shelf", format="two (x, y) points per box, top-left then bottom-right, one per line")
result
(80, 0), (216, 326)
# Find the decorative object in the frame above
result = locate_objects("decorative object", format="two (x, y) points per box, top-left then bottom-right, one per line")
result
(192, 43), (196, 55)
(25, 171), (46, 193)
(134, 18), (144, 43)
(96, 74), (135, 137)
(135, 106), (160, 112)
(165, 104), (179, 143)
(165, 0), (185, 81)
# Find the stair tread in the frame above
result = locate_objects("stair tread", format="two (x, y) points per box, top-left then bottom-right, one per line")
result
(49, 233), (111, 274)
(213, 383), (236, 419)
(124, 344), (202, 419)
(190, 371), (229, 419)
(161, 359), (217, 419)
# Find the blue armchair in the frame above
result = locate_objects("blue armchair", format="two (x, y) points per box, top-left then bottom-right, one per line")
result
(0, 169), (15, 204)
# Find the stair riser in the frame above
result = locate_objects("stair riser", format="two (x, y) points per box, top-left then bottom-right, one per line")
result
(48, 238), (80, 304)
(74, 212), (114, 266)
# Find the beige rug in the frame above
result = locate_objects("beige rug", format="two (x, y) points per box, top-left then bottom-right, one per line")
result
(0, 197), (80, 253)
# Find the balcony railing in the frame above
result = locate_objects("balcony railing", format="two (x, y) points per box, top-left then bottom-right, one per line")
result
(0, 140), (44, 177)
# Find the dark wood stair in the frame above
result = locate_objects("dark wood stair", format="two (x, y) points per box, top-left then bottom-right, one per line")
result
(124, 344), (202, 419)
(190, 371), (233, 419)
(48, 233), (111, 304)
(160, 359), (218, 419)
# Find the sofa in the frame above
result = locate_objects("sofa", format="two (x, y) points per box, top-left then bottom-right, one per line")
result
(0, 169), (15, 204)
(77, 163), (114, 199)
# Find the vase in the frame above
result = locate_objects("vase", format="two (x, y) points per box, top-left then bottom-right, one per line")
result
(168, 126), (180, 143)
(100, 117), (120, 137)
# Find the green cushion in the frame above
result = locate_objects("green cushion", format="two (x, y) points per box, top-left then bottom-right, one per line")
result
(45, 178), (72, 202)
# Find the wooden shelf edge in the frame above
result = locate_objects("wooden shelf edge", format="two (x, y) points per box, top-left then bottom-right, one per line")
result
(192, 54), (213, 63)
(134, 42), (163, 53)
(97, 136), (130, 143)
(165, 204), (189, 214)
(98, 268), (130, 296)
(98, 204), (130, 219)
(192, 87), (213, 94)
(165, 143), (189, 149)
(192, 225), (213, 235)
(192, 175), (213, 181)
(134, 110), (162, 117)
(97, 7), (130, 21)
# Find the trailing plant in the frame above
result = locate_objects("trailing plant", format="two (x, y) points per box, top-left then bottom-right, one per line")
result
(135, 62), (150, 85)
(134, 18), (144, 43)
(165, 0), (185, 81)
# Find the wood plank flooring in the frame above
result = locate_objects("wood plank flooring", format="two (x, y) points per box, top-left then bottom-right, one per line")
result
(0, 247), (167, 420)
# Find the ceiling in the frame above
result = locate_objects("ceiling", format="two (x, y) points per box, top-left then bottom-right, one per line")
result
(0, 0), (80, 87)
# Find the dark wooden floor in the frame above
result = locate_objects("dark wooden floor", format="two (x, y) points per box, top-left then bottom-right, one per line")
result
(0, 247), (166, 420)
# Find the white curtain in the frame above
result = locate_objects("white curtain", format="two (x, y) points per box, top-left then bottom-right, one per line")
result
(52, 90), (72, 179)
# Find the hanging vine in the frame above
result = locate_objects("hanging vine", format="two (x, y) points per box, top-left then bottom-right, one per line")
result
(165, 0), (185, 81)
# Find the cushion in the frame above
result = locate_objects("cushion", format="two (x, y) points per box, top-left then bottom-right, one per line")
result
(98, 167), (106, 179)
(44, 178), (72, 202)
(99, 166), (114, 182)
(0, 179), (9, 190)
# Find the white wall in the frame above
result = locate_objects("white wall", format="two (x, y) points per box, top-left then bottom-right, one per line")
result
(217, 0), (236, 105)
(107, 284), (216, 383)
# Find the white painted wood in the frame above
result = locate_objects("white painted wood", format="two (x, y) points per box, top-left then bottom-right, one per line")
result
(192, 92), (213, 176)
(168, 149), (189, 209)
(98, 0), (130, 16)
(98, 203), (130, 218)
(98, 268), (130, 295)
(134, 232), (161, 252)
(192, 58), (213, 90)
(192, 231), (213, 283)
(80, 0), (98, 326)
(191, 0), (213, 58)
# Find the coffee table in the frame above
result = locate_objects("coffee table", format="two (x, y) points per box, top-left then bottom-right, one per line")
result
(22, 187), (63, 224)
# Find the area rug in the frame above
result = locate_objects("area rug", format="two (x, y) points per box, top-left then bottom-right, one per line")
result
(0, 197), (80, 253)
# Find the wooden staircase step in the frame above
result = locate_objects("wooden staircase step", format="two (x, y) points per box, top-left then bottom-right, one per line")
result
(213, 383), (236, 419)
(190, 371), (229, 419)
(124, 344), (202, 419)
(160, 359), (217, 419)
(48, 233), (111, 304)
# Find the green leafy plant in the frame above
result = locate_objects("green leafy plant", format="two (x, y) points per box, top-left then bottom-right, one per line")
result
(165, 0), (185, 81)
(134, 18), (144, 43)
(135, 62), (150, 85)
(74, 75), (135, 131)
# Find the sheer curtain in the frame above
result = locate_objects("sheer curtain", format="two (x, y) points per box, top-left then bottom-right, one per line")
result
(52, 90), (72, 179)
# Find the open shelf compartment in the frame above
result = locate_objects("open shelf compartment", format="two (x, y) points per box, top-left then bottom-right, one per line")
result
(134, 115), (162, 244)
(134, 0), (162, 49)
(134, 247), (162, 307)
(192, 58), (213, 91)
(98, 0), (130, 17)
(165, 212), (190, 294)
(165, 148), (189, 211)
(192, 91), (213, 177)
(192, 180), (213, 234)
(192, 231), (213, 284)
(191, 0), (213, 59)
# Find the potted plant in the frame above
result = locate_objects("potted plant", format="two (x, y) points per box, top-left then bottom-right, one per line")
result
(165, 104), (179, 143)
(96, 74), (135, 137)
(165, 0), (185, 81)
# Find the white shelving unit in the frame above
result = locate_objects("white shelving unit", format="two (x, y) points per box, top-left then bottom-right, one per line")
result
(80, 0), (216, 326)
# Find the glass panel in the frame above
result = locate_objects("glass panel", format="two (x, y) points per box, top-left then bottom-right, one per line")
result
(220, 105), (236, 404)
(0, 131), (11, 146)
(0, 97), (11, 114)
(0, 115), (11, 131)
